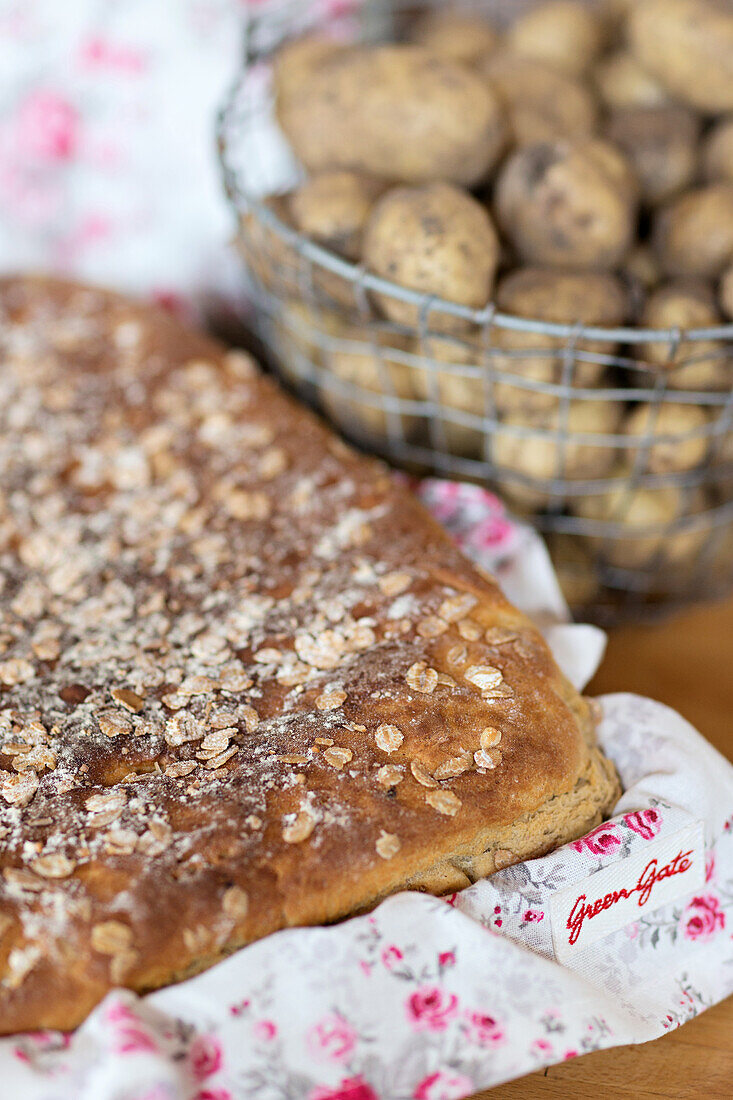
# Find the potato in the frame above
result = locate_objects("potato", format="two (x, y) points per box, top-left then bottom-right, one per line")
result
(622, 244), (663, 318)
(629, 0), (733, 113)
(289, 171), (386, 261)
(479, 53), (597, 145)
(719, 264), (733, 318)
(237, 195), (300, 299)
(545, 533), (600, 608)
(491, 267), (628, 414)
(623, 402), (710, 474)
(410, 334), (492, 459)
(507, 1), (604, 77)
(410, 269), (628, 453)
(653, 184), (733, 278)
(268, 302), (344, 387)
(594, 50), (671, 110)
(623, 244), (662, 293)
(239, 185), (377, 315)
(272, 34), (349, 105)
(491, 399), (622, 510)
(709, 408), (733, 467)
(410, 10), (499, 65)
(321, 325), (417, 443)
(640, 280), (731, 390)
(363, 182), (500, 332)
(276, 45), (506, 187)
(605, 106), (699, 206)
(494, 139), (638, 270)
(572, 470), (708, 570)
(702, 116), (733, 182)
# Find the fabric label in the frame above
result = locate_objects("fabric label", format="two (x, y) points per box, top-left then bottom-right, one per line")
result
(550, 820), (706, 962)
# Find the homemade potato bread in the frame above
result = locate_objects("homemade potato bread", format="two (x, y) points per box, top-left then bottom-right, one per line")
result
(0, 277), (618, 1033)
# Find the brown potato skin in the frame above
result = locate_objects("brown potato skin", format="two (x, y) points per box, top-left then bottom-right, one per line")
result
(720, 264), (733, 319)
(494, 139), (638, 270)
(496, 267), (630, 328)
(572, 470), (708, 571)
(363, 182), (500, 332)
(623, 402), (710, 474)
(288, 171), (387, 261)
(492, 399), (622, 511)
(594, 50), (670, 109)
(507, 1), (604, 77)
(605, 106), (700, 206)
(272, 35), (350, 105)
(640, 279), (731, 391)
(491, 267), (628, 414)
(479, 53), (597, 146)
(276, 45), (506, 188)
(410, 11), (499, 65)
(237, 195), (300, 300)
(703, 116), (733, 183)
(653, 184), (733, 279)
(629, 0), (733, 113)
(321, 325), (418, 443)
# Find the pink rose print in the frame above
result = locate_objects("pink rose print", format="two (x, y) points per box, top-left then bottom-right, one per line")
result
(105, 1001), (157, 1055)
(523, 909), (544, 923)
(381, 945), (403, 969)
(705, 851), (716, 883)
(24, 1030), (68, 1050)
(531, 1038), (553, 1056)
(407, 986), (459, 1032)
(114, 1027), (157, 1055)
(564, 1050), (578, 1060)
(624, 808), (663, 841)
(438, 951), (456, 968)
(469, 514), (514, 551)
(325, 0), (360, 17)
(682, 894), (726, 941)
(422, 481), (461, 522)
(413, 1070), (474, 1100)
(253, 1019), (277, 1041)
(309, 1076), (378, 1100)
(464, 1011), (505, 1047)
(307, 1013), (357, 1063)
(79, 36), (147, 74)
(571, 822), (621, 857)
(195, 1091), (232, 1100)
(15, 89), (79, 161)
(188, 1034), (223, 1081)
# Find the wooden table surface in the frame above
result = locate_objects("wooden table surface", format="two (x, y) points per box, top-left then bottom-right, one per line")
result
(477, 595), (733, 1100)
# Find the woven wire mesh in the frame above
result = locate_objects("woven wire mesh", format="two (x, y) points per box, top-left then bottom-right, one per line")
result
(217, 0), (733, 623)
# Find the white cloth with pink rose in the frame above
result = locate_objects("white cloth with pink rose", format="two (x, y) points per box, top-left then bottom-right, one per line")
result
(1, 481), (732, 1100)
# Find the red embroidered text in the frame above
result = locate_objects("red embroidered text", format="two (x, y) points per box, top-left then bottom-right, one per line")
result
(566, 849), (694, 946)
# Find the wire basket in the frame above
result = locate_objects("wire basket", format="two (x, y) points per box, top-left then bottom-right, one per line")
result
(217, 0), (733, 624)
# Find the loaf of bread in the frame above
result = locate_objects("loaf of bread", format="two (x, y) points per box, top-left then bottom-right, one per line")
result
(0, 277), (619, 1033)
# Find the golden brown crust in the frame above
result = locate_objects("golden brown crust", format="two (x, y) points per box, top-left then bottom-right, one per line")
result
(0, 276), (619, 1033)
